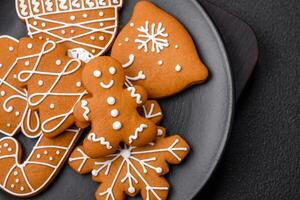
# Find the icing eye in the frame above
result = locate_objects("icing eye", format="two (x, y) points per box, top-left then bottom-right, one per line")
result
(93, 70), (102, 78)
(109, 67), (116, 75)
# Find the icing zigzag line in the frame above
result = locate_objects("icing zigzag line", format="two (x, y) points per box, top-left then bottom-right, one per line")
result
(81, 100), (90, 121)
(127, 87), (142, 104)
(88, 133), (112, 149)
(128, 124), (148, 144)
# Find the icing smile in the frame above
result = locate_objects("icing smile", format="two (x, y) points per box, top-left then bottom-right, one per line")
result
(100, 80), (114, 89)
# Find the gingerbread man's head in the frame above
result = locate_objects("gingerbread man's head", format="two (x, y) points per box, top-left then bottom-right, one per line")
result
(82, 57), (125, 94)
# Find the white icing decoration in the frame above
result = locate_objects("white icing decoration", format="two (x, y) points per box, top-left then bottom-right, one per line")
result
(99, 11), (104, 16)
(135, 21), (169, 53)
(130, 23), (135, 27)
(61, 30), (66, 34)
(175, 45), (179, 49)
(41, 22), (46, 27)
(122, 54), (135, 69)
(158, 60), (163, 66)
(45, 0), (54, 12)
(70, 15), (76, 21)
(56, 59), (62, 65)
(93, 70), (101, 78)
(76, 81), (82, 87)
(83, 13), (88, 18)
(99, 36), (105, 41)
(175, 64), (182, 72)
(100, 80), (114, 89)
(80, 100), (90, 121)
(107, 97), (115, 105)
(32, 0), (41, 13)
(127, 87), (142, 104)
(38, 80), (44, 86)
(49, 104), (55, 109)
(86, 0), (95, 8)
(90, 36), (95, 40)
(112, 121), (122, 130)
(71, 0), (81, 9)
(125, 37), (129, 42)
(18, 0), (28, 16)
(142, 103), (162, 119)
(157, 129), (163, 136)
(25, 61), (30, 66)
(110, 109), (119, 117)
(58, 0), (68, 10)
(128, 124), (148, 144)
(0, 91), (6, 97)
(109, 67), (116, 75)
(68, 48), (93, 63)
(87, 133), (112, 149)
(27, 43), (33, 49)
(9, 47), (14, 52)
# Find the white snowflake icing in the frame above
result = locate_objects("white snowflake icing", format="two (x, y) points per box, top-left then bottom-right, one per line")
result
(135, 21), (169, 53)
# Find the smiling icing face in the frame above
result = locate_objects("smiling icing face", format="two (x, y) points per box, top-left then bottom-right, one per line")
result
(82, 57), (125, 93)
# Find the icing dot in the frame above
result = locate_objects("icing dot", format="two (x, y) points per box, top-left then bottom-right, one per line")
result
(15, 178), (19, 183)
(110, 109), (119, 117)
(39, 36), (43, 40)
(0, 91), (6, 96)
(49, 104), (55, 109)
(107, 97), (116, 105)
(15, 111), (20, 116)
(93, 70), (102, 78)
(99, 11), (104, 16)
(99, 22), (104, 27)
(70, 16), (76, 21)
(11, 184), (14, 189)
(20, 186), (24, 191)
(7, 123), (11, 127)
(4, 143), (8, 148)
(99, 36), (105, 41)
(27, 43), (33, 49)
(112, 121), (122, 130)
(125, 37), (129, 42)
(36, 154), (41, 159)
(25, 61), (30, 66)
(90, 36), (96, 41)
(61, 30), (66, 35)
(46, 38), (49, 41)
(33, 21), (38, 25)
(76, 81), (82, 87)
(7, 106), (13, 113)
(8, 147), (12, 152)
(56, 150), (60, 155)
(56, 59), (62, 65)
(158, 60), (163, 66)
(38, 80), (44, 86)
(130, 23), (135, 27)
(118, 43), (122, 47)
(157, 129), (163, 136)
(175, 45), (179, 49)
(0, 64), (2, 68)
(128, 187), (136, 193)
(109, 67), (116, 75)
(9, 46), (14, 52)
(49, 157), (53, 161)
(175, 64), (182, 72)
(41, 22), (46, 27)
(71, 29), (75, 34)
(92, 49), (96, 53)
(13, 74), (17, 79)
(13, 171), (18, 176)
(82, 13), (88, 18)
(44, 150), (48, 155)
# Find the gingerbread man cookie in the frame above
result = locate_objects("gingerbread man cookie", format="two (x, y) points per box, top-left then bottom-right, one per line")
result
(16, 0), (123, 58)
(111, 1), (209, 98)
(0, 35), (41, 138)
(73, 56), (158, 158)
(15, 37), (86, 138)
(69, 135), (190, 200)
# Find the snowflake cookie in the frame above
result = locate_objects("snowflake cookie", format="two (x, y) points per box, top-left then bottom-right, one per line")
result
(0, 36), (41, 138)
(69, 135), (190, 200)
(16, 0), (123, 58)
(111, 1), (209, 98)
(73, 56), (159, 158)
(15, 37), (86, 138)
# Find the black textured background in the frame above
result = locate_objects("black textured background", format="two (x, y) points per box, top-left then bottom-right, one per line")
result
(197, 0), (300, 199)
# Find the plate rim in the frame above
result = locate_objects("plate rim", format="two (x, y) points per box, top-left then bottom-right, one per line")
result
(189, 0), (235, 199)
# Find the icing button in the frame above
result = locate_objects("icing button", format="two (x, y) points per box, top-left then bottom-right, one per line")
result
(107, 97), (116, 105)
(112, 121), (122, 130)
(110, 109), (119, 117)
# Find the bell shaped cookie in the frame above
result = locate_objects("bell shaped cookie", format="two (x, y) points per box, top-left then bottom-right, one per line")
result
(111, 1), (208, 99)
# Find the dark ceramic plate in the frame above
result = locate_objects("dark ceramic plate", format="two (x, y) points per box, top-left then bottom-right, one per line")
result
(0, 0), (234, 199)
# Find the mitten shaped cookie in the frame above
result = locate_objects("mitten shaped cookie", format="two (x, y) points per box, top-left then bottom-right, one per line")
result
(73, 56), (157, 158)
(111, 1), (208, 98)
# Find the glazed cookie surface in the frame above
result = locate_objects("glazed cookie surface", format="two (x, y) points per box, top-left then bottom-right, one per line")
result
(111, 1), (208, 98)
(73, 56), (158, 158)
(16, 0), (123, 58)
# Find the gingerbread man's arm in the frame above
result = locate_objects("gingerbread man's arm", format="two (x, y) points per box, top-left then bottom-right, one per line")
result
(126, 86), (148, 106)
(73, 99), (92, 128)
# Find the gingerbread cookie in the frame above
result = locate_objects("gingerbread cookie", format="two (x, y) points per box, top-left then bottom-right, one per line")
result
(69, 135), (190, 200)
(15, 37), (86, 138)
(111, 1), (209, 98)
(16, 0), (123, 58)
(0, 35), (41, 138)
(73, 56), (158, 158)
(0, 127), (81, 197)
